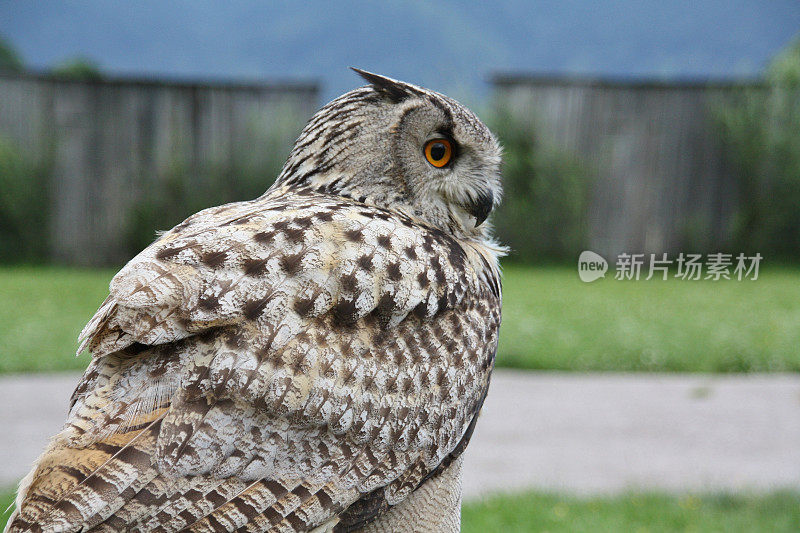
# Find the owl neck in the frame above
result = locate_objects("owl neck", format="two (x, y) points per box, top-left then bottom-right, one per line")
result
(264, 180), (499, 255)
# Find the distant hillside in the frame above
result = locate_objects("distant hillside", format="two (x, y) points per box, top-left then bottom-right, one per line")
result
(1, 0), (799, 102)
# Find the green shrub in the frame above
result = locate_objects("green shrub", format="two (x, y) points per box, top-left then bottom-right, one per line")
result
(0, 35), (24, 73)
(489, 111), (591, 263)
(50, 57), (103, 80)
(124, 112), (298, 254)
(0, 137), (51, 262)
(716, 38), (800, 260)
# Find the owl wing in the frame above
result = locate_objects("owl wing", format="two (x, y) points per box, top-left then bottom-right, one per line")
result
(7, 190), (501, 533)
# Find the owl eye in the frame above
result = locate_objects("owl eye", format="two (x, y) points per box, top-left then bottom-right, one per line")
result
(424, 138), (453, 168)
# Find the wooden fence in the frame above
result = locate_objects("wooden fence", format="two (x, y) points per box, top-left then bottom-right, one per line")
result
(492, 75), (757, 260)
(0, 72), (763, 265)
(0, 73), (319, 265)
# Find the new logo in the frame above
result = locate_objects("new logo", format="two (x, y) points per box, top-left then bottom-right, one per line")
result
(578, 251), (608, 282)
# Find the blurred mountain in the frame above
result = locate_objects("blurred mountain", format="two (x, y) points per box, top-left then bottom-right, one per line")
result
(1, 0), (799, 103)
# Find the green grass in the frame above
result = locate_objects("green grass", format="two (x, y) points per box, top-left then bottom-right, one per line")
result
(1, 488), (12, 530)
(462, 490), (800, 532)
(499, 264), (800, 372)
(1, 265), (799, 374)
(2, 487), (798, 531)
(0, 267), (115, 373)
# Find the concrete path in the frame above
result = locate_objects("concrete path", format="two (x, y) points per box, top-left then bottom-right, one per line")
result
(1, 371), (799, 499)
(462, 371), (800, 498)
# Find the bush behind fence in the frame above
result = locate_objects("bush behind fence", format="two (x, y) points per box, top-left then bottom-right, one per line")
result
(1, 52), (800, 267)
(0, 72), (318, 266)
(490, 39), (800, 264)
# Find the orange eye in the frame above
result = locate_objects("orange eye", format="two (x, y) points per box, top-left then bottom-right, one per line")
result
(424, 138), (453, 168)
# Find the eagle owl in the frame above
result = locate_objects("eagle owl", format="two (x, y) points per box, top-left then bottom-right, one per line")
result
(6, 69), (503, 533)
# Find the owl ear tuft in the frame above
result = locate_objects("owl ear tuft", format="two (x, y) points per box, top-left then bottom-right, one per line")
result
(350, 68), (410, 103)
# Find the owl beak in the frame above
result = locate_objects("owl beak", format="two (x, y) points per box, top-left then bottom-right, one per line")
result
(467, 190), (493, 227)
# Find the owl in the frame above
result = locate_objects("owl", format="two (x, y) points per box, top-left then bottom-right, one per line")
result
(5, 69), (503, 533)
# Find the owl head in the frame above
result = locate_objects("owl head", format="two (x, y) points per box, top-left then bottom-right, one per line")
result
(272, 69), (502, 242)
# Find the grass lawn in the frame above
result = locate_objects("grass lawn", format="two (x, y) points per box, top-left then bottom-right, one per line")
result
(1, 265), (799, 373)
(1, 488), (11, 530)
(2, 487), (799, 531)
(0, 267), (115, 373)
(499, 264), (800, 372)
(461, 490), (800, 532)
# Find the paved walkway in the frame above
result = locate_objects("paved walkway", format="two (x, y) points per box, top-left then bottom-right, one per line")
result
(1, 371), (799, 499)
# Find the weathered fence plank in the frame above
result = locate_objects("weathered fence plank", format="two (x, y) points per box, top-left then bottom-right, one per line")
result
(492, 76), (753, 260)
(0, 73), (318, 265)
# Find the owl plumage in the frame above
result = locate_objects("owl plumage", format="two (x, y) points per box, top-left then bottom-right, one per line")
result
(5, 70), (503, 533)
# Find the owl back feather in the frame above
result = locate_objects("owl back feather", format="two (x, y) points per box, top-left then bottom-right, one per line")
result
(5, 190), (500, 533)
(7, 70), (503, 532)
